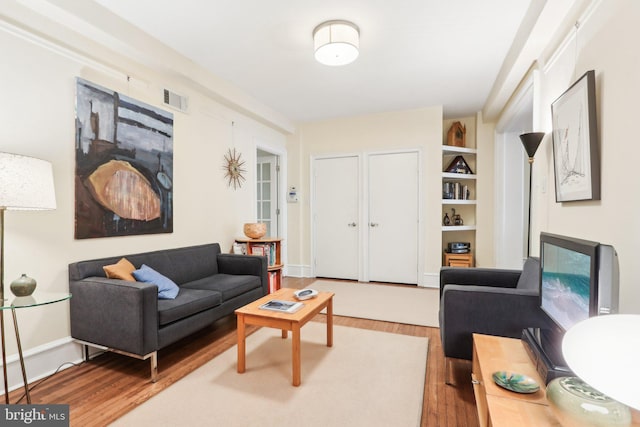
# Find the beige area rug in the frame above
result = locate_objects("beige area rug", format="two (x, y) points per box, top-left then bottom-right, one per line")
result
(111, 322), (428, 427)
(311, 280), (440, 327)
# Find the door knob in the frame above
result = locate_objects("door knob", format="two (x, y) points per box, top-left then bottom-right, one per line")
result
(348, 222), (357, 227)
(370, 222), (379, 227)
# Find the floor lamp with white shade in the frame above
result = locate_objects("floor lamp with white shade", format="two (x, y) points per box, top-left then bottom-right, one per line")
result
(0, 152), (56, 402)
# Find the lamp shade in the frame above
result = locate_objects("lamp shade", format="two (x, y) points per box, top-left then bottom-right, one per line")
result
(0, 152), (56, 210)
(519, 132), (545, 159)
(313, 20), (359, 66)
(562, 314), (640, 410)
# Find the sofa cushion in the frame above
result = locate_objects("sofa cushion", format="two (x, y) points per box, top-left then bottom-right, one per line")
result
(103, 258), (136, 281)
(68, 244), (222, 284)
(157, 288), (222, 326)
(181, 274), (261, 301)
(133, 245), (221, 285)
(133, 264), (180, 299)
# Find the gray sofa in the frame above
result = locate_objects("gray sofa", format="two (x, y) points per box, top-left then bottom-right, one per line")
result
(68, 243), (267, 381)
(439, 257), (547, 383)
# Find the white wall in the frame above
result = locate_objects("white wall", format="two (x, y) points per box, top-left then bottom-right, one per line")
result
(529, 0), (640, 313)
(0, 8), (287, 387)
(287, 107), (443, 285)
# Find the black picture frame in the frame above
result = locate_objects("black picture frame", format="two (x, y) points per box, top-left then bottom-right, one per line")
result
(551, 70), (600, 202)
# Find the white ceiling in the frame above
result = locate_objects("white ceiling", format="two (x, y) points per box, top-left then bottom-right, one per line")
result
(94, 0), (532, 123)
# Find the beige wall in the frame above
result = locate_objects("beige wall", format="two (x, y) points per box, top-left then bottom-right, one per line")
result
(528, 0), (640, 313)
(475, 112), (496, 267)
(0, 15), (287, 359)
(286, 107), (444, 283)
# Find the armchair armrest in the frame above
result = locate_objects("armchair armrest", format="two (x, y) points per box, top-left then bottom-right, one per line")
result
(69, 278), (158, 356)
(439, 285), (546, 360)
(217, 253), (268, 295)
(439, 267), (522, 296)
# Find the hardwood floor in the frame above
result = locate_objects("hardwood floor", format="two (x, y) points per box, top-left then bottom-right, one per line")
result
(9, 277), (479, 427)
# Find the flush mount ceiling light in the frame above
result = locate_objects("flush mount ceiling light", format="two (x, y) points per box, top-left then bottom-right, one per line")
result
(313, 20), (359, 66)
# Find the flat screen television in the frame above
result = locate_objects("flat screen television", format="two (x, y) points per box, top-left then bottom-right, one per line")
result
(523, 232), (619, 383)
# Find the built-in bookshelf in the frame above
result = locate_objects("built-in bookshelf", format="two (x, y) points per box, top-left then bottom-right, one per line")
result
(234, 238), (283, 293)
(442, 131), (477, 267)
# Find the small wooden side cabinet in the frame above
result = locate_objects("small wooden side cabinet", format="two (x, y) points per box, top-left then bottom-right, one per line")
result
(472, 334), (640, 426)
(472, 334), (560, 427)
(443, 252), (474, 267)
(234, 238), (283, 293)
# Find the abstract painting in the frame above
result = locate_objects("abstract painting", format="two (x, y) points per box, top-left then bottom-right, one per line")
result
(551, 70), (600, 202)
(75, 78), (174, 239)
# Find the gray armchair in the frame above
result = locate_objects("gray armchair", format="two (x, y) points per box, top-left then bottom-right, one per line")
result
(439, 257), (547, 384)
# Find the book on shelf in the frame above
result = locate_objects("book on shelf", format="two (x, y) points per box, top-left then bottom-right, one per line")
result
(250, 243), (277, 266)
(443, 182), (471, 200)
(268, 271), (279, 293)
(232, 242), (247, 254)
(270, 243), (276, 266)
(259, 299), (303, 313)
(251, 245), (266, 256)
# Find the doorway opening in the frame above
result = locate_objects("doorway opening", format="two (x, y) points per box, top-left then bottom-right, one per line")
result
(256, 148), (280, 238)
(494, 71), (539, 268)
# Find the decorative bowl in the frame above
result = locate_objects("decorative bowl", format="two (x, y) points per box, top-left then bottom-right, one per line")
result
(243, 223), (266, 239)
(492, 371), (540, 394)
(546, 377), (631, 427)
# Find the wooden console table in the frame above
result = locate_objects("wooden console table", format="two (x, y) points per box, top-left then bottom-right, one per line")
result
(471, 334), (560, 427)
(472, 334), (640, 426)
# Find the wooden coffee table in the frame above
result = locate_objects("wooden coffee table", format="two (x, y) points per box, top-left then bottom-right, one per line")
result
(235, 287), (334, 386)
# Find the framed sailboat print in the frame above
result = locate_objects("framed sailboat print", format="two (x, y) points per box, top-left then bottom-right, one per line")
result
(551, 70), (600, 202)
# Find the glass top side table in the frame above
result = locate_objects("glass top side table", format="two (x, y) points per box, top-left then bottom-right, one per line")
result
(0, 291), (72, 404)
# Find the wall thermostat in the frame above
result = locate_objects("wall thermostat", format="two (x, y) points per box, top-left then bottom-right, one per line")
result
(287, 186), (299, 203)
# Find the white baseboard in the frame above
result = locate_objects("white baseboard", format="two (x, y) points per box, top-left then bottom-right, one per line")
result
(0, 336), (83, 397)
(421, 272), (440, 288)
(284, 264), (312, 278)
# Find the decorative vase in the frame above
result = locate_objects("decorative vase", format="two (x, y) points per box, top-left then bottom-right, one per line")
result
(10, 274), (37, 297)
(243, 223), (267, 239)
(546, 377), (631, 427)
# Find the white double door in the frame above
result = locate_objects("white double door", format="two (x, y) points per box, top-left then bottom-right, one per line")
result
(313, 151), (419, 284)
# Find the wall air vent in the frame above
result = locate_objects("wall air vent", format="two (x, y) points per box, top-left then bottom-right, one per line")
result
(163, 89), (188, 113)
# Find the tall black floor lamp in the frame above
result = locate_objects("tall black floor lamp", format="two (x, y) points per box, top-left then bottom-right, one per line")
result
(519, 132), (545, 258)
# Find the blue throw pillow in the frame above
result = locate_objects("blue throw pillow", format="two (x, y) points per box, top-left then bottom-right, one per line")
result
(132, 264), (180, 299)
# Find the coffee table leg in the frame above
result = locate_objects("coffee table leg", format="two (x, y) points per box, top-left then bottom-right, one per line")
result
(327, 297), (333, 347)
(237, 314), (246, 373)
(292, 323), (301, 386)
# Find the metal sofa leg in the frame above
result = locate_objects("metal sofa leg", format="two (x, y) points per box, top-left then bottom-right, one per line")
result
(74, 340), (158, 382)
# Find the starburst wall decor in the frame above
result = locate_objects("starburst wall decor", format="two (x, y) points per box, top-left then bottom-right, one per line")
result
(223, 148), (246, 189)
